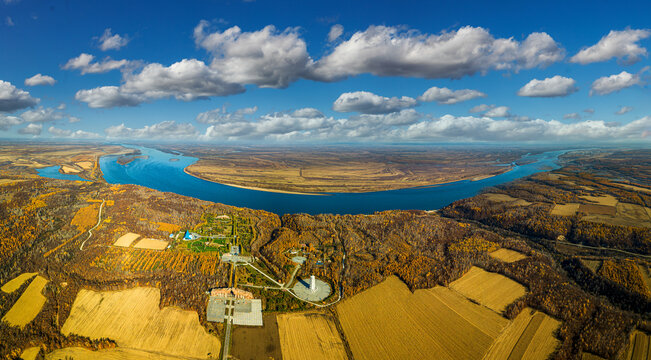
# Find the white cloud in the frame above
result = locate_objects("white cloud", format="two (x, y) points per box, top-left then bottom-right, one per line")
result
(0, 114), (22, 130)
(196, 106), (258, 124)
(309, 26), (564, 81)
(584, 108), (595, 114)
(24, 74), (56, 86)
(194, 22), (312, 88)
(328, 24), (344, 42)
(484, 106), (510, 118)
(0, 80), (39, 112)
(590, 71), (643, 95)
(563, 112), (581, 120)
(418, 86), (486, 104)
(75, 86), (143, 108)
(18, 123), (42, 136)
(517, 75), (577, 97)
(68, 116), (80, 123)
(469, 104), (492, 113)
(48, 126), (100, 138)
(333, 91), (417, 114)
(570, 29), (651, 65)
(105, 121), (199, 139)
(99, 28), (129, 51)
(615, 106), (633, 115)
(20, 106), (67, 123)
(5, 16), (14, 26)
(63, 53), (129, 74)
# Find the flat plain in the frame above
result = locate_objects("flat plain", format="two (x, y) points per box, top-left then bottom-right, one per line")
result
(489, 249), (527, 263)
(113, 232), (140, 247)
(61, 287), (220, 359)
(277, 311), (348, 360)
(449, 266), (527, 313)
(336, 276), (509, 360)
(133, 238), (169, 250)
(2, 275), (48, 328)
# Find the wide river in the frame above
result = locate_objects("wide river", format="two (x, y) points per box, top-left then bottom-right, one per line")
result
(38, 146), (566, 215)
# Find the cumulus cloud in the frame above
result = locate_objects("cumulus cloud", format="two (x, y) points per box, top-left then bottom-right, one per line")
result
(469, 104), (492, 113)
(20, 106), (68, 123)
(517, 75), (578, 97)
(63, 53), (129, 74)
(105, 121), (198, 139)
(418, 86), (486, 104)
(570, 29), (651, 65)
(24, 74), (56, 86)
(484, 106), (510, 118)
(194, 22), (311, 88)
(0, 80), (39, 112)
(332, 91), (417, 114)
(0, 114), (22, 130)
(590, 71), (643, 95)
(196, 106), (258, 124)
(75, 86), (143, 108)
(564, 112), (581, 120)
(76, 59), (245, 108)
(18, 123), (42, 136)
(615, 106), (633, 115)
(328, 24), (344, 42)
(98, 28), (129, 51)
(310, 26), (564, 81)
(48, 126), (100, 138)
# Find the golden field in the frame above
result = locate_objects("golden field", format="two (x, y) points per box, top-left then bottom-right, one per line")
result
(449, 266), (527, 313)
(1, 272), (37, 293)
(277, 311), (347, 360)
(61, 287), (220, 359)
(2, 275), (48, 328)
(489, 249), (527, 263)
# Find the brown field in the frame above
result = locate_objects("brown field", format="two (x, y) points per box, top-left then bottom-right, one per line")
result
(76, 161), (94, 170)
(582, 353), (607, 360)
(177, 147), (526, 193)
(61, 165), (81, 173)
(638, 264), (651, 294)
(1, 272), (37, 293)
(582, 259), (602, 273)
(484, 193), (531, 206)
(489, 249), (527, 263)
(113, 233), (140, 247)
(71, 203), (100, 231)
(580, 194), (619, 206)
(336, 276), (509, 360)
(61, 287), (220, 359)
(617, 203), (651, 222)
(231, 313), (282, 360)
(277, 311), (347, 360)
(619, 331), (650, 360)
(133, 238), (169, 250)
(483, 308), (560, 360)
(2, 275), (48, 328)
(579, 204), (617, 216)
(449, 266), (527, 313)
(45, 347), (186, 360)
(551, 203), (580, 216)
(615, 183), (651, 194)
(20, 346), (40, 360)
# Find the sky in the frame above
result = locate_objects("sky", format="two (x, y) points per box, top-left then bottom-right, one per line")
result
(1, 0), (650, 144)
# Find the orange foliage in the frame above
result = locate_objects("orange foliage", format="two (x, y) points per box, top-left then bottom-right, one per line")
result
(92, 248), (220, 276)
(598, 260), (650, 297)
(157, 222), (181, 233)
(71, 204), (99, 231)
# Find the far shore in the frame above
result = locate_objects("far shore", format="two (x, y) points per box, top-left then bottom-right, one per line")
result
(182, 165), (513, 195)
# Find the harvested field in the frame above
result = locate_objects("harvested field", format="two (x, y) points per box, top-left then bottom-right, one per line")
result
(615, 183), (651, 194)
(76, 161), (94, 170)
(45, 347), (185, 360)
(483, 307), (560, 360)
(489, 249), (527, 263)
(484, 193), (528, 204)
(551, 203), (580, 216)
(133, 238), (169, 250)
(620, 330), (650, 360)
(638, 264), (651, 294)
(582, 353), (606, 360)
(277, 311), (347, 360)
(582, 259), (602, 273)
(71, 203), (100, 231)
(61, 287), (220, 359)
(2, 275), (48, 328)
(231, 313), (282, 360)
(20, 346), (40, 360)
(1, 272), (37, 293)
(449, 266), (527, 313)
(580, 194), (618, 206)
(617, 203), (651, 221)
(337, 276), (509, 360)
(61, 165), (81, 173)
(113, 233), (140, 247)
(579, 204), (617, 216)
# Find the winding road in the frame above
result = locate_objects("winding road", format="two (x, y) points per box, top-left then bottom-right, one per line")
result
(80, 200), (105, 251)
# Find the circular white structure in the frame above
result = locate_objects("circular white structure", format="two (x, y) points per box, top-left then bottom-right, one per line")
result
(292, 277), (331, 302)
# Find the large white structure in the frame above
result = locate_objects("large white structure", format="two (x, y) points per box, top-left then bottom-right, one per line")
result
(310, 275), (316, 292)
(292, 276), (331, 302)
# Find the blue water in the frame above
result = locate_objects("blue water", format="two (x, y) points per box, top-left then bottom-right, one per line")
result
(82, 145), (565, 215)
(36, 166), (90, 182)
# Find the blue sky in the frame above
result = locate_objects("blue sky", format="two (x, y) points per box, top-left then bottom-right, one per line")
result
(1, 0), (650, 143)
